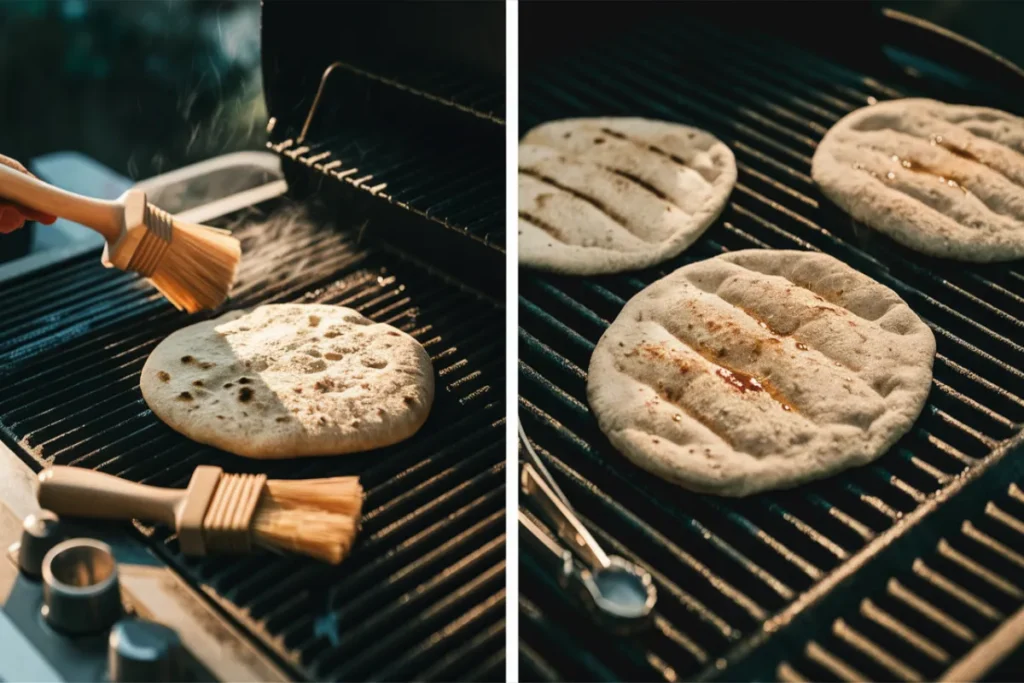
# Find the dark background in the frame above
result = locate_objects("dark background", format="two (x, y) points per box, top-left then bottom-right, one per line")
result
(0, 0), (265, 183)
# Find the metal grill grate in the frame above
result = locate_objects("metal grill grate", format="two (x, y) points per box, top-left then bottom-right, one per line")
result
(518, 15), (1024, 683)
(271, 121), (505, 250)
(780, 481), (1024, 682)
(0, 201), (505, 682)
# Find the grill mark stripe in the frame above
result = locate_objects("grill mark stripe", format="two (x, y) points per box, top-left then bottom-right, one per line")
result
(848, 153), (1024, 228)
(628, 376), (737, 449)
(518, 212), (566, 243)
(600, 125), (719, 184)
(517, 167), (655, 241)
(855, 123), (1024, 190)
(705, 288), (885, 399)
(610, 169), (670, 201)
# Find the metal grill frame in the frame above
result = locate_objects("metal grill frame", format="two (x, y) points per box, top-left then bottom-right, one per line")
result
(517, 7), (1024, 682)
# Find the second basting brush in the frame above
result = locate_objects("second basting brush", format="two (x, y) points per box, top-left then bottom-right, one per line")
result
(37, 466), (363, 564)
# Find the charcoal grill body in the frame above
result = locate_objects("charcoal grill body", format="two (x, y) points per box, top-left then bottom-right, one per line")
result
(517, 3), (1024, 681)
(0, 2), (506, 681)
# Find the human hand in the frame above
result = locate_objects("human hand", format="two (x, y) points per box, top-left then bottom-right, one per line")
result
(0, 155), (57, 234)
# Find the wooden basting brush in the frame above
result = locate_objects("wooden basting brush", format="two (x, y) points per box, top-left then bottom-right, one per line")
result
(0, 164), (240, 313)
(37, 466), (363, 564)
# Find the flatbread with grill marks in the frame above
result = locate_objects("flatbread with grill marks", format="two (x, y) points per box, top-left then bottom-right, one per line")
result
(140, 304), (434, 459)
(587, 250), (935, 497)
(812, 98), (1024, 262)
(519, 117), (736, 274)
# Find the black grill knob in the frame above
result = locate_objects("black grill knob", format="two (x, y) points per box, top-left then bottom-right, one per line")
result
(41, 539), (122, 635)
(108, 618), (183, 682)
(16, 510), (65, 578)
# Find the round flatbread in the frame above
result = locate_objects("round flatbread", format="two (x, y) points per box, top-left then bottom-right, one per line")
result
(140, 304), (434, 459)
(812, 98), (1024, 262)
(587, 250), (935, 497)
(519, 117), (737, 274)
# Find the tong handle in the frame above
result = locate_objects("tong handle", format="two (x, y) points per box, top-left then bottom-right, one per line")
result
(521, 464), (610, 570)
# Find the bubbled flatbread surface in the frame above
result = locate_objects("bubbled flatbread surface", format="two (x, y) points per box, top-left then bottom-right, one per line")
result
(519, 117), (737, 274)
(812, 98), (1024, 262)
(140, 304), (434, 459)
(587, 250), (936, 497)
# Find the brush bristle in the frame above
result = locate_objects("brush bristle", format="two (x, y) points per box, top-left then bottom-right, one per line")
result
(147, 220), (241, 314)
(252, 477), (364, 564)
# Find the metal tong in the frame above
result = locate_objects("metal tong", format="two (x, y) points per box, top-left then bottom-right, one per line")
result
(518, 421), (656, 633)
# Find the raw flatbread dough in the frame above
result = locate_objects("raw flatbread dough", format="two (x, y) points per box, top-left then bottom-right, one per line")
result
(587, 250), (935, 496)
(812, 98), (1024, 262)
(140, 304), (434, 459)
(519, 117), (736, 274)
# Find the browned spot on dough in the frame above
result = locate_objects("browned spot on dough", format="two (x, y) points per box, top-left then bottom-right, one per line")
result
(716, 367), (764, 393)
(536, 192), (552, 208)
(293, 387), (303, 393)
(198, 362), (215, 370)
(387, 331), (400, 337)
(217, 415), (224, 420)
(309, 315), (321, 327)
(351, 420), (361, 428)
(180, 356), (194, 364)
(238, 377), (252, 385)
(319, 416), (327, 425)
(238, 387), (254, 402)
(192, 380), (204, 387)
(157, 371), (171, 382)
(631, 342), (691, 373)
(276, 416), (289, 423)
(177, 392), (193, 401)
(403, 395), (416, 405)
(795, 342), (809, 351)
(314, 378), (335, 392)
(223, 383), (234, 389)
(377, 407), (386, 415)
(324, 330), (339, 338)
(325, 352), (343, 361)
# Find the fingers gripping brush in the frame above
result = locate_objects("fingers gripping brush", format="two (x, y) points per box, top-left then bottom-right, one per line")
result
(0, 164), (240, 313)
(37, 466), (363, 564)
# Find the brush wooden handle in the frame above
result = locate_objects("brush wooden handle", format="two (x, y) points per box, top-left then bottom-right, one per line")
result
(0, 164), (124, 242)
(38, 467), (184, 527)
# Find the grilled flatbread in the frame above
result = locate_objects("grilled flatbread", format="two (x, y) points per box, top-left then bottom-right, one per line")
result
(140, 304), (434, 459)
(519, 117), (736, 274)
(812, 98), (1024, 261)
(587, 250), (935, 496)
